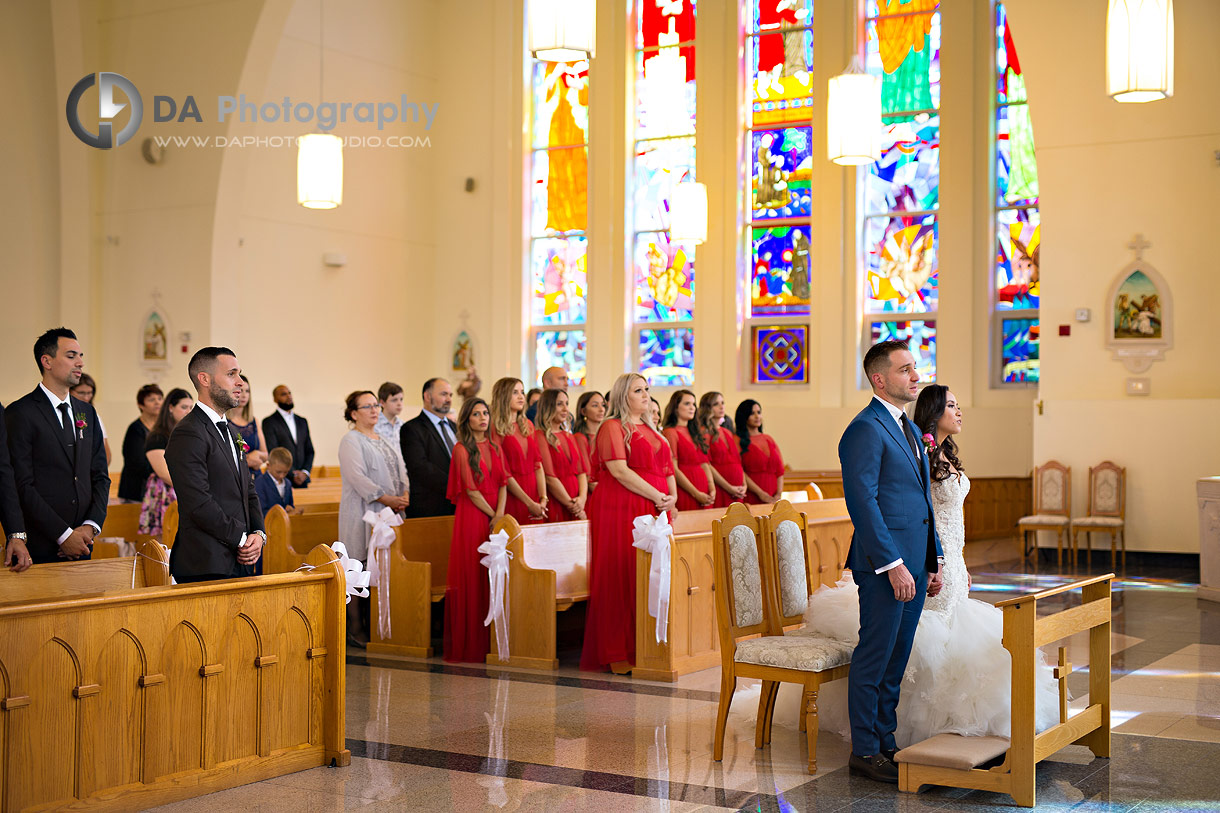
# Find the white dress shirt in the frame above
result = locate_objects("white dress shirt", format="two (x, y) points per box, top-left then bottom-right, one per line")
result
(277, 407), (298, 443)
(40, 383), (102, 544)
(195, 402), (257, 548)
(423, 409), (455, 453)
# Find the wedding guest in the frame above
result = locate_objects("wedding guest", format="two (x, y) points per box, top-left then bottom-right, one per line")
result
(375, 381), (406, 456)
(262, 384), (315, 488)
(228, 374), (269, 474)
(736, 399), (785, 504)
(662, 390), (715, 511)
(572, 390), (606, 487)
(534, 389), (588, 522)
(700, 392), (747, 507)
(443, 397), (508, 663)
(648, 397), (662, 429)
(580, 374), (676, 672)
(255, 447), (299, 517)
(70, 373), (111, 466)
(138, 388), (194, 536)
(338, 391), (410, 648)
(117, 384), (163, 503)
(0, 399), (29, 571)
(489, 377), (547, 524)
(526, 388), (542, 411)
(400, 377), (457, 518)
(5, 328), (109, 564)
(525, 366), (568, 423)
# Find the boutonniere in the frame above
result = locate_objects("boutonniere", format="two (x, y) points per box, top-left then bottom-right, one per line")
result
(922, 433), (936, 456)
(235, 434), (249, 455)
(75, 412), (87, 438)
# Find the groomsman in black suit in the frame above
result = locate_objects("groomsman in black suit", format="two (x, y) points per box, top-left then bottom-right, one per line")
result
(262, 385), (315, 488)
(166, 346), (264, 583)
(0, 399), (30, 571)
(4, 327), (109, 565)
(400, 377), (456, 518)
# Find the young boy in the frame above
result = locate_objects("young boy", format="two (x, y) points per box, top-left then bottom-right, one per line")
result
(255, 447), (301, 517)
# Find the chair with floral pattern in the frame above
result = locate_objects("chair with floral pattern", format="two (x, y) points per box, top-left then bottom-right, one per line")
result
(1070, 461), (1126, 570)
(1016, 461), (1072, 566)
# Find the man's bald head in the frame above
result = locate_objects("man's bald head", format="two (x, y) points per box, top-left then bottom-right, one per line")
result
(541, 367), (569, 391)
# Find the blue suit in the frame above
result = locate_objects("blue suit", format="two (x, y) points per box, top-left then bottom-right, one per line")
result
(254, 471), (294, 516)
(839, 398), (943, 756)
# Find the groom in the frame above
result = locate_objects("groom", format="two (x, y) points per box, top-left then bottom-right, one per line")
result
(840, 340), (943, 783)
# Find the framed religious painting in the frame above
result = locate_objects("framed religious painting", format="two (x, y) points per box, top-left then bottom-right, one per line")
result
(1104, 251), (1172, 373)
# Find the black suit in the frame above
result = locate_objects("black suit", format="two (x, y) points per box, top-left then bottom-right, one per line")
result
(262, 411), (315, 486)
(400, 412), (456, 518)
(4, 387), (109, 563)
(166, 406), (264, 582)
(0, 401), (27, 539)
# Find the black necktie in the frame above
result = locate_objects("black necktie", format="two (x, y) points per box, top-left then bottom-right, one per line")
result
(438, 419), (455, 455)
(900, 413), (921, 464)
(216, 420), (237, 470)
(58, 403), (76, 449)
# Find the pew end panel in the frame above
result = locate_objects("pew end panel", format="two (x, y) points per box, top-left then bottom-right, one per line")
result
(632, 527), (719, 683)
(262, 506), (339, 575)
(366, 516), (453, 658)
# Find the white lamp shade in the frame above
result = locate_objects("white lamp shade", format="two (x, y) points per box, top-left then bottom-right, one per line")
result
(297, 133), (343, 209)
(827, 57), (882, 166)
(1107, 0), (1174, 103)
(529, 0), (596, 62)
(670, 182), (707, 245)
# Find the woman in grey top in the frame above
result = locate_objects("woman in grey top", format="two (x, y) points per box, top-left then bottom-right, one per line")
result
(338, 390), (409, 647)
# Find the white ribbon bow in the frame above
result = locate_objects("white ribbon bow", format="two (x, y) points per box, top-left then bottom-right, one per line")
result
(632, 510), (673, 644)
(479, 529), (514, 662)
(328, 542), (370, 604)
(363, 506), (403, 640)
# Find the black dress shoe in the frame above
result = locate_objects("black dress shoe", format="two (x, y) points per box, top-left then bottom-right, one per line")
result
(849, 753), (899, 784)
(881, 748), (898, 765)
(346, 634), (367, 650)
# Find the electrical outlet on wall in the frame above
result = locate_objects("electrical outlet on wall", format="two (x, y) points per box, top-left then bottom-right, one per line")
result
(1075, 308), (1091, 322)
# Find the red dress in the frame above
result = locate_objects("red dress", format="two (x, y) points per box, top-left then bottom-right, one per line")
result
(495, 423), (545, 524)
(443, 439), (508, 663)
(574, 432), (597, 488)
(580, 419), (674, 671)
(709, 425), (746, 508)
(535, 429), (588, 523)
(742, 432), (786, 505)
(663, 425), (712, 512)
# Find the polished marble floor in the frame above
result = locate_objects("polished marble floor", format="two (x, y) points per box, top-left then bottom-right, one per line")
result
(150, 541), (1218, 812)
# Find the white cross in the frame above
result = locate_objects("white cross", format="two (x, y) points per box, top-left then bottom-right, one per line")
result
(1127, 234), (1151, 260)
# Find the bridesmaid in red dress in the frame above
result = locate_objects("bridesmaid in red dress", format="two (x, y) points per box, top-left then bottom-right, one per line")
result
(581, 374), (676, 672)
(534, 389), (589, 522)
(735, 399), (786, 504)
(699, 391), (747, 508)
(572, 391), (606, 491)
(660, 389), (715, 511)
(489, 377), (548, 524)
(442, 397), (508, 664)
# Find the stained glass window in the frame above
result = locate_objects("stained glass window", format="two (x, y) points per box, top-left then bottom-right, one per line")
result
(994, 3), (1039, 384)
(634, 0), (697, 385)
(530, 56), (590, 382)
(746, 2), (812, 379)
(861, 0), (939, 382)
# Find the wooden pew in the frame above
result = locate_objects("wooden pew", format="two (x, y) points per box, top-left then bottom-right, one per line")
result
(368, 516), (454, 658)
(0, 540), (171, 603)
(783, 468), (844, 499)
(93, 502), (150, 559)
(0, 544), (349, 811)
(294, 477), (344, 506)
(897, 573), (1113, 807)
(262, 506), (339, 574)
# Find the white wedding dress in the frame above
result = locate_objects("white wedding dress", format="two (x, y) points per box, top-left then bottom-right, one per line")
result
(798, 472), (1061, 748)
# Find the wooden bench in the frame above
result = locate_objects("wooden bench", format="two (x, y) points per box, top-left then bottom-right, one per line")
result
(294, 477), (344, 506)
(0, 540), (171, 603)
(93, 502), (153, 559)
(897, 573), (1114, 807)
(262, 506), (339, 575)
(0, 544), (349, 811)
(367, 515), (454, 658)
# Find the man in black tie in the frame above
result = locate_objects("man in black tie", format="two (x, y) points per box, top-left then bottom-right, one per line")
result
(400, 377), (457, 518)
(262, 384), (315, 488)
(4, 327), (109, 565)
(165, 346), (265, 583)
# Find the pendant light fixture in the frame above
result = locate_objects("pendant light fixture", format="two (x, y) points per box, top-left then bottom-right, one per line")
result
(827, 0), (881, 166)
(670, 181), (707, 245)
(528, 0), (596, 62)
(298, 0), (343, 208)
(1106, 0), (1174, 103)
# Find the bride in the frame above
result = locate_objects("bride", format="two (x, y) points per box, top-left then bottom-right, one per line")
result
(796, 385), (1060, 748)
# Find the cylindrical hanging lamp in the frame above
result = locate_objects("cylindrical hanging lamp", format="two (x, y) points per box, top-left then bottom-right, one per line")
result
(297, 133), (344, 209)
(529, 0), (596, 62)
(1107, 0), (1174, 103)
(670, 182), (707, 245)
(827, 0), (882, 165)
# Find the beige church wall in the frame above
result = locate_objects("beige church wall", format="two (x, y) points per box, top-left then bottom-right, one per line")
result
(1010, 0), (1220, 552)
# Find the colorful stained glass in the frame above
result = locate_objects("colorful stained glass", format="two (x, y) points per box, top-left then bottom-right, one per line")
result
(639, 328), (694, 386)
(636, 49), (697, 139)
(637, 0), (696, 55)
(750, 0), (813, 128)
(870, 320), (936, 382)
(535, 330), (587, 386)
(531, 61), (589, 150)
(865, 2), (940, 122)
(753, 326), (808, 383)
(996, 98), (1038, 207)
(531, 237), (588, 326)
(864, 214), (938, 313)
(1000, 318), (1039, 383)
(633, 137), (695, 231)
(751, 0), (811, 32)
(866, 116), (939, 214)
(634, 233), (695, 323)
(996, 209), (1039, 310)
(751, 226), (812, 316)
(751, 128), (812, 219)
(531, 148), (588, 236)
